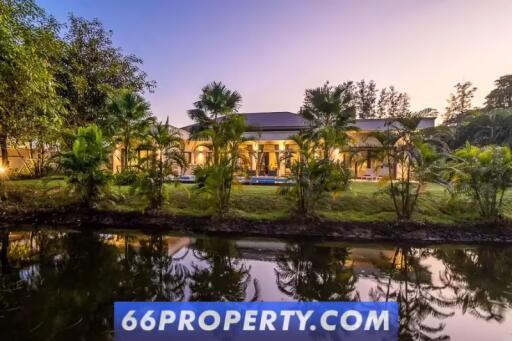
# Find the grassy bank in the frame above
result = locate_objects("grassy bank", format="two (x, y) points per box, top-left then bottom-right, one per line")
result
(3, 177), (511, 225)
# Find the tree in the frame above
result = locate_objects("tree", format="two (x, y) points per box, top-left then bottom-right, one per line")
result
(133, 119), (186, 210)
(189, 238), (257, 301)
(369, 247), (454, 340)
(188, 81), (243, 165)
(444, 81), (477, 127)
(59, 124), (110, 207)
(56, 15), (156, 129)
(372, 110), (445, 221)
(107, 90), (154, 171)
(275, 243), (358, 301)
(299, 81), (356, 160)
(377, 86), (411, 118)
(0, 0), (64, 169)
(193, 114), (248, 217)
(354, 79), (378, 118)
(485, 74), (512, 109)
(446, 143), (512, 219)
(452, 108), (512, 148)
(280, 135), (350, 218)
(188, 82), (246, 217)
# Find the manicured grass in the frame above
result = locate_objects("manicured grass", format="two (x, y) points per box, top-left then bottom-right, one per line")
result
(3, 177), (511, 224)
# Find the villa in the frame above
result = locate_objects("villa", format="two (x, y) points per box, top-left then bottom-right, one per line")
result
(4, 111), (436, 179)
(176, 111), (436, 179)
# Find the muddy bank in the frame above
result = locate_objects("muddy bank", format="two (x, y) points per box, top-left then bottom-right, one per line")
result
(2, 207), (512, 244)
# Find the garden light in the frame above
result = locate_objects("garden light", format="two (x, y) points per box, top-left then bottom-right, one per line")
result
(0, 165), (6, 174)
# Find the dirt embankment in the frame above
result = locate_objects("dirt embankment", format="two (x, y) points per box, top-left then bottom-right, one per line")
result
(2, 207), (512, 244)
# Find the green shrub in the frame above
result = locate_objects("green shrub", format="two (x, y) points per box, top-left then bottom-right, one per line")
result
(114, 169), (138, 186)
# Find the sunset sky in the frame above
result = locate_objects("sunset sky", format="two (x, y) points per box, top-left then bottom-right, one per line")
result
(37, 0), (512, 127)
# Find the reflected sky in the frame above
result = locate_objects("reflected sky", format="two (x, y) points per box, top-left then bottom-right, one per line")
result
(1, 229), (511, 340)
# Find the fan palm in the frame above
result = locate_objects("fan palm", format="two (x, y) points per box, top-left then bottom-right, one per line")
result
(187, 81), (242, 166)
(299, 81), (356, 160)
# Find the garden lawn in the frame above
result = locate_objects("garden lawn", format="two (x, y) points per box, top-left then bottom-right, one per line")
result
(3, 177), (512, 224)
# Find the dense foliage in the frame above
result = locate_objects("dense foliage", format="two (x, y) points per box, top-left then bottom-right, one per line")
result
(372, 111), (444, 220)
(446, 144), (512, 219)
(59, 124), (110, 207)
(133, 119), (186, 210)
(281, 135), (350, 218)
(188, 82), (247, 217)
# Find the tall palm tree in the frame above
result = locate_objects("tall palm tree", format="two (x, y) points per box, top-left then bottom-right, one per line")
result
(299, 81), (356, 160)
(187, 81), (242, 166)
(108, 90), (154, 171)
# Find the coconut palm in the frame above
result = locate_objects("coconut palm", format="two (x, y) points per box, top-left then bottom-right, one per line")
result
(107, 90), (154, 171)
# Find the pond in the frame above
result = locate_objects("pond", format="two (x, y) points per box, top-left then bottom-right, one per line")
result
(0, 228), (511, 341)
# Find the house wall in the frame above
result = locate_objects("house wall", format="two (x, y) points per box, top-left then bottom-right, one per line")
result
(178, 131), (389, 178)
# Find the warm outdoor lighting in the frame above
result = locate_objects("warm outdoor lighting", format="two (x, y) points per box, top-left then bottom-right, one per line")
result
(0, 165), (6, 174)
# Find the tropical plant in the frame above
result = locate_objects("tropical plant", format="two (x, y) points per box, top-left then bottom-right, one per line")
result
(189, 238), (258, 301)
(372, 111), (445, 221)
(445, 143), (512, 219)
(275, 244), (358, 301)
(299, 81), (356, 160)
(107, 90), (154, 171)
(59, 124), (110, 207)
(369, 247), (454, 340)
(133, 119), (186, 210)
(188, 82), (247, 217)
(193, 114), (248, 217)
(113, 169), (139, 186)
(280, 135), (351, 218)
(188, 81), (242, 165)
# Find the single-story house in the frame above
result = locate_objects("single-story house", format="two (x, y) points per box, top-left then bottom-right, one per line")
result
(180, 111), (436, 178)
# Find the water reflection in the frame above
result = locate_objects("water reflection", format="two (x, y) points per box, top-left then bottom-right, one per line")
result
(0, 228), (511, 340)
(275, 243), (358, 301)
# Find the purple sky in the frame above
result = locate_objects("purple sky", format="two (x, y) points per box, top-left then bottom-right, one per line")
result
(37, 0), (512, 128)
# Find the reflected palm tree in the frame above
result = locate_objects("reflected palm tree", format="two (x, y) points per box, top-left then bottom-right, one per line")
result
(436, 246), (512, 322)
(125, 234), (189, 301)
(275, 243), (358, 301)
(189, 238), (258, 301)
(369, 247), (454, 341)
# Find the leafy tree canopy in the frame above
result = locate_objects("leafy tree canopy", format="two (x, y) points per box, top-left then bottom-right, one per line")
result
(485, 74), (512, 109)
(56, 15), (156, 129)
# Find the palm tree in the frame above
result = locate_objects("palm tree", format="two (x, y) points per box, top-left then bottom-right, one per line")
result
(107, 90), (154, 171)
(299, 81), (356, 160)
(188, 82), (246, 217)
(59, 124), (110, 207)
(369, 247), (455, 340)
(134, 119), (186, 210)
(369, 110), (446, 220)
(275, 243), (359, 301)
(187, 81), (242, 166)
